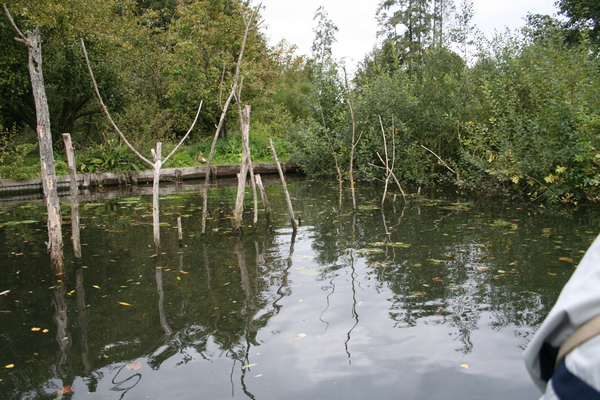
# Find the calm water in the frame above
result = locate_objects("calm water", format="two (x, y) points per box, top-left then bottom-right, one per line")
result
(1, 179), (599, 400)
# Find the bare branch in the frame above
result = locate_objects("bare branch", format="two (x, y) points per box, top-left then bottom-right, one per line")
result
(163, 100), (203, 163)
(3, 5), (27, 43)
(80, 38), (153, 166)
(420, 144), (460, 180)
(376, 152), (407, 203)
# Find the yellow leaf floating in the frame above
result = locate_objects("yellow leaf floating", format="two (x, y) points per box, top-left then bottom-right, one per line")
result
(5, 364), (14, 368)
(42, 329), (49, 333)
(460, 364), (469, 369)
(31, 327), (41, 332)
(92, 285), (100, 289)
(559, 257), (574, 263)
(118, 302), (131, 306)
(242, 363), (257, 370)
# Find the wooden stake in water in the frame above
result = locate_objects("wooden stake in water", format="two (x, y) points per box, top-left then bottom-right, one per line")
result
(269, 138), (297, 231)
(151, 143), (163, 250)
(233, 106), (252, 233)
(177, 217), (183, 242)
(62, 133), (81, 259)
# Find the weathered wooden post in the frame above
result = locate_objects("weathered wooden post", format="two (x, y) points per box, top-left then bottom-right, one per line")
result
(269, 138), (298, 231)
(232, 106), (251, 233)
(151, 143), (163, 250)
(62, 133), (82, 259)
(4, 6), (63, 273)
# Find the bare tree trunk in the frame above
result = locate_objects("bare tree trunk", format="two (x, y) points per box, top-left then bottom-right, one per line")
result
(344, 69), (359, 210)
(4, 7), (64, 273)
(269, 138), (297, 231)
(62, 133), (81, 259)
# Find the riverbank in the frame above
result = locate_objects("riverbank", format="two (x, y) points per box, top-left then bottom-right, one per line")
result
(0, 162), (299, 198)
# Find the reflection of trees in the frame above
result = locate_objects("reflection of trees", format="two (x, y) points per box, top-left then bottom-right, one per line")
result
(305, 193), (569, 355)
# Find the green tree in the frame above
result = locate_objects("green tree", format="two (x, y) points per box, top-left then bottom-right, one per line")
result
(556, 0), (600, 44)
(376, 0), (434, 70)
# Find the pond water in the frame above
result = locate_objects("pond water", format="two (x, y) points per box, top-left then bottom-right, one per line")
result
(1, 178), (599, 400)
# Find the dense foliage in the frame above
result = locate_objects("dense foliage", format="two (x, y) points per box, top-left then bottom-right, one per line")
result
(2, 0), (600, 203)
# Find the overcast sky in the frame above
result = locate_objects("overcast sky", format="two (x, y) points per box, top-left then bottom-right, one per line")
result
(257, 0), (559, 64)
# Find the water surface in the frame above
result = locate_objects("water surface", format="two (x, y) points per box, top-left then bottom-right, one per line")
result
(0, 180), (597, 399)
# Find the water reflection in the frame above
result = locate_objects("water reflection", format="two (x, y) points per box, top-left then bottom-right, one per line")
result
(0, 180), (598, 399)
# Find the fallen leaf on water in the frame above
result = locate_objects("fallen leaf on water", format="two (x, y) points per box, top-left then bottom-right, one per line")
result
(497, 270), (506, 274)
(126, 362), (142, 371)
(548, 273), (557, 276)
(31, 327), (41, 331)
(57, 385), (74, 394)
(118, 302), (131, 306)
(409, 291), (425, 295)
(242, 363), (257, 370)
(473, 266), (489, 271)
(559, 257), (574, 263)
(460, 364), (469, 369)
(5, 364), (14, 368)
(432, 277), (443, 282)
(92, 285), (100, 289)
(42, 329), (49, 333)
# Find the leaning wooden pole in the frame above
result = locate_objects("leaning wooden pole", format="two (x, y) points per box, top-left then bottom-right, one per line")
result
(4, 6), (63, 273)
(62, 133), (81, 259)
(269, 138), (297, 231)
(255, 174), (272, 223)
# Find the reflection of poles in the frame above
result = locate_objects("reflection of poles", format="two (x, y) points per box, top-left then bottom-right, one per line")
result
(110, 364), (142, 400)
(344, 249), (360, 365)
(75, 266), (92, 376)
(273, 230), (296, 311)
(235, 237), (260, 346)
(203, 243), (231, 341)
(155, 254), (173, 337)
(53, 278), (74, 395)
(344, 214), (360, 364)
(269, 139), (297, 231)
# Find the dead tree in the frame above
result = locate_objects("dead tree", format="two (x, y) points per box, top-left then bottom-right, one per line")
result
(232, 105), (252, 233)
(4, 6), (64, 273)
(81, 39), (202, 251)
(201, 4), (261, 234)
